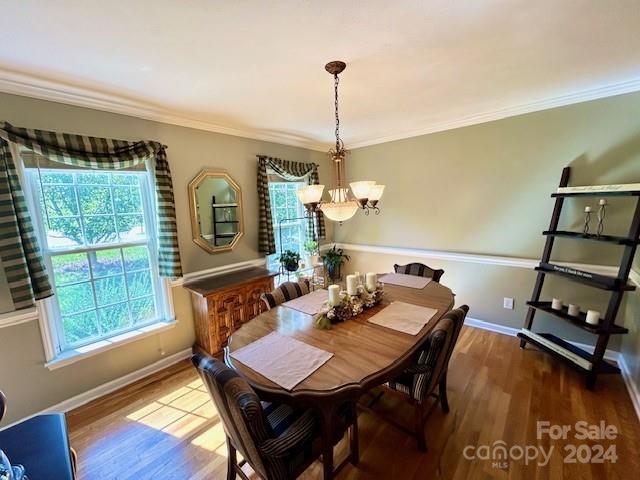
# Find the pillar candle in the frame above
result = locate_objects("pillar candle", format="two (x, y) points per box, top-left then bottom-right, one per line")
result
(567, 304), (580, 317)
(366, 272), (377, 292)
(551, 298), (563, 310)
(328, 284), (341, 307)
(346, 274), (358, 296)
(586, 310), (601, 325)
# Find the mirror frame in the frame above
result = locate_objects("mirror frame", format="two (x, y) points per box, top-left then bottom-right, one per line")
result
(188, 169), (244, 254)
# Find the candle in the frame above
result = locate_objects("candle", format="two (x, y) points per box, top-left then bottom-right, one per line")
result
(328, 284), (341, 307)
(584, 206), (592, 213)
(366, 272), (377, 292)
(354, 271), (361, 285)
(346, 274), (358, 296)
(551, 298), (563, 310)
(599, 198), (607, 206)
(567, 304), (580, 317)
(586, 310), (601, 325)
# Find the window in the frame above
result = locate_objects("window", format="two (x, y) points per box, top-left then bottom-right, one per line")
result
(267, 180), (307, 270)
(25, 167), (170, 355)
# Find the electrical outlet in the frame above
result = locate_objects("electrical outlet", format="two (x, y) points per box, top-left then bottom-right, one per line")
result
(503, 297), (514, 310)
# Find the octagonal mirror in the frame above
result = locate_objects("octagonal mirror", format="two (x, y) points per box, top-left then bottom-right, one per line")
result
(188, 169), (243, 253)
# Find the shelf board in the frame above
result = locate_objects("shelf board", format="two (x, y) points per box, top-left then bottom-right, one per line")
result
(527, 301), (628, 334)
(212, 203), (238, 208)
(543, 230), (637, 246)
(215, 233), (238, 238)
(552, 191), (640, 198)
(214, 220), (239, 224)
(535, 262), (635, 292)
(518, 331), (619, 374)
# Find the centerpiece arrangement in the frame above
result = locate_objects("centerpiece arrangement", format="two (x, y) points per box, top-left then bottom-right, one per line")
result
(314, 272), (384, 329)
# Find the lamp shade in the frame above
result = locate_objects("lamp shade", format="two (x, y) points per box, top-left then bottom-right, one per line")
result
(349, 181), (376, 199)
(368, 184), (385, 201)
(328, 188), (349, 202)
(320, 200), (359, 222)
(296, 184), (324, 204)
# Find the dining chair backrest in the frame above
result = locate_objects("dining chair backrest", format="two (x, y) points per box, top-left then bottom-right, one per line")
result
(394, 263), (444, 282)
(261, 278), (310, 310)
(0, 391), (5, 422)
(192, 354), (271, 479)
(415, 305), (468, 396)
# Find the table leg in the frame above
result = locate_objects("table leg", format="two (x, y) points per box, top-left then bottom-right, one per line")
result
(319, 405), (335, 480)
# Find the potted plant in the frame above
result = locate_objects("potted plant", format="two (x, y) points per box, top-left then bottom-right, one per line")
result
(321, 245), (350, 282)
(280, 250), (301, 272)
(304, 239), (320, 266)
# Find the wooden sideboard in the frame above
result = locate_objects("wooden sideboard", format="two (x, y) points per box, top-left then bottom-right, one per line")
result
(184, 267), (277, 356)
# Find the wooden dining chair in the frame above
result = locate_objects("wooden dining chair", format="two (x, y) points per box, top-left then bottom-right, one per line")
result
(367, 305), (468, 451)
(260, 279), (310, 310)
(394, 263), (444, 282)
(193, 354), (359, 480)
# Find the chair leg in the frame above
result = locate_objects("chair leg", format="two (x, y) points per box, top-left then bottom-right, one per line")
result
(226, 437), (237, 480)
(439, 373), (450, 413)
(414, 402), (427, 452)
(349, 404), (360, 465)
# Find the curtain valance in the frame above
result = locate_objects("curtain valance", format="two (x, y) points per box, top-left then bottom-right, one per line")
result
(0, 121), (182, 310)
(257, 155), (325, 254)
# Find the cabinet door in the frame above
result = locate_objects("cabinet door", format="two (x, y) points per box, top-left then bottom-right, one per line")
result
(244, 281), (270, 320)
(215, 289), (245, 343)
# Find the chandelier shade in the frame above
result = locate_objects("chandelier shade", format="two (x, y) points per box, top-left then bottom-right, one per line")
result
(349, 181), (376, 200)
(368, 184), (386, 201)
(296, 184), (324, 205)
(319, 200), (359, 222)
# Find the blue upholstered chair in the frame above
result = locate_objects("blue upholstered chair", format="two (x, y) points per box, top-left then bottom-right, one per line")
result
(192, 354), (358, 480)
(394, 262), (445, 283)
(382, 306), (468, 451)
(260, 279), (310, 311)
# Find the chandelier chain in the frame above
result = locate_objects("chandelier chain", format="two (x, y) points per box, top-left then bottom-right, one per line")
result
(334, 73), (340, 151)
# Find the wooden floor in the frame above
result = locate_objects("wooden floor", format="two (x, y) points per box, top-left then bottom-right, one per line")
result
(67, 327), (640, 479)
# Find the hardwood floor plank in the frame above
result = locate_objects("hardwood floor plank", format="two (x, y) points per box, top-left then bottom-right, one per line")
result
(66, 327), (640, 479)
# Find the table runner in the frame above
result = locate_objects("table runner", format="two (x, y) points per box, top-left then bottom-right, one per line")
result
(379, 273), (431, 289)
(282, 289), (328, 315)
(367, 301), (438, 335)
(230, 332), (333, 390)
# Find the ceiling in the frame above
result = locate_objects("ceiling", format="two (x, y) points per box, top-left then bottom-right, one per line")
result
(1, 0), (639, 150)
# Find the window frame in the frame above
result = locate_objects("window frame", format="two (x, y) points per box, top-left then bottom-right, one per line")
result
(266, 179), (308, 270)
(19, 159), (174, 363)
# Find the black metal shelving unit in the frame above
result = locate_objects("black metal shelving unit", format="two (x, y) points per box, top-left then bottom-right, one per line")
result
(211, 195), (239, 246)
(518, 166), (640, 389)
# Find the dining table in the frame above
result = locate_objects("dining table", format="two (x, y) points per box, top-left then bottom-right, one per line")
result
(225, 278), (455, 480)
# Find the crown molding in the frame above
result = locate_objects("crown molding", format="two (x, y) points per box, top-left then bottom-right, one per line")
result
(347, 77), (640, 149)
(2, 68), (640, 151)
(0, 68), (327, 151)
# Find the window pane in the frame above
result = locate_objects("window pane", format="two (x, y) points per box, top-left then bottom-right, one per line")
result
(41, 172), (73, 184)
(57, 282), (95, 315)
(63, 310), (99, 344)
(90, 249), (123, 278)
(43, 185), (79, 216)
(113, 186), (142, 214)
(112, 173), (139, 185)
(76, 172), (110, 185)
(52, 253), (90, 285)
(84, 216), (118, 244)
(117, 214), (146, 241)
(78, 185), (113, 215)
(123, 246), (150, 271)
(98, 303), (131, 332)
(46, 217), (84, 248)
(126, 270), (153, 299)
(130, 296), (156, 324)
(94, 275), (126, 306)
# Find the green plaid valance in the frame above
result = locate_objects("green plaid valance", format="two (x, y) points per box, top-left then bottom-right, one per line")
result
(257, 155), (325, 255)
(0, 121), (182, 310)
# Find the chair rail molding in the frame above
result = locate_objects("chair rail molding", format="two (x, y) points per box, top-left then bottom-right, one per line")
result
(334, 242), (639, 285)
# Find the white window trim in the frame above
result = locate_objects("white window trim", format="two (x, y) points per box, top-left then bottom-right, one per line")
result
(13, 147), (176, 367)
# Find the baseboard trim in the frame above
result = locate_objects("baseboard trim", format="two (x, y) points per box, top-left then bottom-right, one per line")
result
(618, 354), (640, 423)
(0, 347), (192, 431)
(464, 316), (619, 362)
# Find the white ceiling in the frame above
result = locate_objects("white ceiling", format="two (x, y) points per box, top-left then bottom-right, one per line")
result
(1, 0), (639, 150)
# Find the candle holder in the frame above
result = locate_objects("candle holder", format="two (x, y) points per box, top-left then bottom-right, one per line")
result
(583, 206), (592, 234)
(597, 198), (607, 236)
(314, 283), (384, 329)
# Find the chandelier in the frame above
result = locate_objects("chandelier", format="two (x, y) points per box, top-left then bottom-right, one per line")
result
(296, 61), (385, 223)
